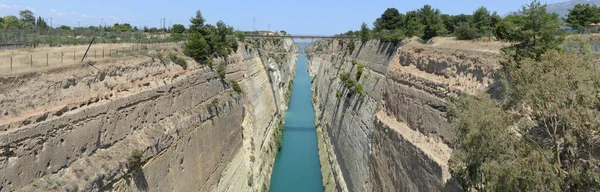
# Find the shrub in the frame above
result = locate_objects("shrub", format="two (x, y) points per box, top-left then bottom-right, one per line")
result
(336, 90), (343, 100)
(169, 53), (188, 69)
(230, 80), (242, 93)
(454, 22), (478, 40)
(356, 64), (364, 81)
(128, 149), (144, 168)
(274, 123), (284, 151)
(377, 29), (406, 44)
(183, 32), (211, 61)
(348, 39), (356, 54)
(217, 62), (226, 80)
(247, 175), (253, 186)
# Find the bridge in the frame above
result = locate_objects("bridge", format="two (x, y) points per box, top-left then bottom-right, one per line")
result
(245, 34), (358, 40)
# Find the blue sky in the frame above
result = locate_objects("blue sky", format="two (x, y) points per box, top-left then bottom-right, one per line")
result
(0, 0), (568, 35)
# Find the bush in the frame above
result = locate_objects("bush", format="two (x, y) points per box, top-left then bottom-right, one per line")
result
(454, 22), (478, 40)
(168, 53), (188, 70)
(348, 39), (356, 53)
(217, 62), (226, 80)
(183, 32), (211, 61)
(230, 80), (242, 93)
(128, 149), (144, 168)
(274, 123), (284, 151)
(376, 29), (406, 43)
(356, 64), (364, 81)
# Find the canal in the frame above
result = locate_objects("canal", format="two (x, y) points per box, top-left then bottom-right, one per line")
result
(269, 45), (324, 192)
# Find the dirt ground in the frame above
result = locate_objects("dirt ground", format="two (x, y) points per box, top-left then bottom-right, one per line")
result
(0, 42), (180, 76)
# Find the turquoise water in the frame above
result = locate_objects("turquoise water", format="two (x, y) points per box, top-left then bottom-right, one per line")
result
(269, 50), (324, 192)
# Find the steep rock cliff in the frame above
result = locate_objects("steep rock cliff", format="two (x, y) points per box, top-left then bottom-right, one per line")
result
(0, 39), (297, 191)
(308, 38), (505, 192)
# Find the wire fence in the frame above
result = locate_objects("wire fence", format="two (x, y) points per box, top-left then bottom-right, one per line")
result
(0, 41), (182, 75)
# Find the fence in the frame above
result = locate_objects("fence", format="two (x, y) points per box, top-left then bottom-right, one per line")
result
(0, 41), (181, 75)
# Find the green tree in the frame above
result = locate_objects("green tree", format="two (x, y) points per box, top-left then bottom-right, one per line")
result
(190, 10), (206, 30)
(418, 5), (444, 40)
(58, 25), (71, 30)
(452, 49), (600, 191)
(19, 10), (35, 24)
(184, 32), (211, 61)
(373, 8), (406, 32)
(359, 22), (371, 42)
(454, 22), (477, 40)
(405, 11), (424, 38)
(35, 16), (48, 29)
(502, 0), (563, 60)
(171, 24), (186, 33)
(2, 16), (21, 29)
(565, 3), (600, 31)
(471, 7), (490, 36)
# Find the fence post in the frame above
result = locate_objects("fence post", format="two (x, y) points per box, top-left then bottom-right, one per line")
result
(46, 53), (49, 66)
(95, 50), (97, 59)
(10, 57), (12, 71)
(103, 49), (105, 58)
(30, 55), (33, 66)
(73, 51), (75, 60)
(61, 52), (63, 63)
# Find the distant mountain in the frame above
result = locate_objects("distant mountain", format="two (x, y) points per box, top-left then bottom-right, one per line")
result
(506, 0), (600, 17)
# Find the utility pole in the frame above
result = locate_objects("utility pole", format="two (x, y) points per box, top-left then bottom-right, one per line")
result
(50, 17), (53, 28)
(101, 18), (103, 28)
(78, 21), (80, 27)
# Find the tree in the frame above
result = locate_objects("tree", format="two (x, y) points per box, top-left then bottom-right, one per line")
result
(494, 14), (522, 41)
(58, 25), (71, 30)
(405, 11), (424, 38)
(19, 10), (35, 24)
(451, 49), (600, 191)
(190, 10), (206, 30)
(566, 3), (600, 31)
(183, 32), (211, 61)
(471, 7), (490, 36)
(454, 22), (477, 40)
(373, 8), (406, 32)
(171, 24), (186, 33)
(418, 5), (444, 40)
(2, 16), (21, 29)
(359, 22), (371, 42)
(35, 16), (48, 29)
(502, 0), (563, 60)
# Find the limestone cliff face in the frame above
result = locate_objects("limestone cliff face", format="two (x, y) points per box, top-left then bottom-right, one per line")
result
(308, 38), (504, 192)
(0, 39), (297, 191)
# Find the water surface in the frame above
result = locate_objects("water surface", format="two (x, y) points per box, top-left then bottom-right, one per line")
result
(269, 48), (323, 192)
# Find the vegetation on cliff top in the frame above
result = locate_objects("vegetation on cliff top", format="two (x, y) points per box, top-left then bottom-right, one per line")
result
(342, 0), (600, 44)
(183, 10), (238, 62)
(448, 1), (600, 191)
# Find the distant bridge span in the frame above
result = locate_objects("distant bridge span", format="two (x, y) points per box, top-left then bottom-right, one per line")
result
(245, 34), (358, 40)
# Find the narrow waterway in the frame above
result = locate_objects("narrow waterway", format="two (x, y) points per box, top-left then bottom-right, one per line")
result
(270, 46), (324, 192)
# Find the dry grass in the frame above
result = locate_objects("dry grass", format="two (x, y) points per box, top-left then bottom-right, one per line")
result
(0, 42), (179, 75)
(565, 33), (600, 41)
(416, 37), (511, 54)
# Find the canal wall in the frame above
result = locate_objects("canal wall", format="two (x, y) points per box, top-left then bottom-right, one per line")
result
(0, 39), (297, 191)
(307, 38), (504, 192)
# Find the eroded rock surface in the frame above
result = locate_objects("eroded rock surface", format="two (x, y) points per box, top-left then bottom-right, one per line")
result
(0, 39), (297, 191)
(308, 37), (506, 192)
